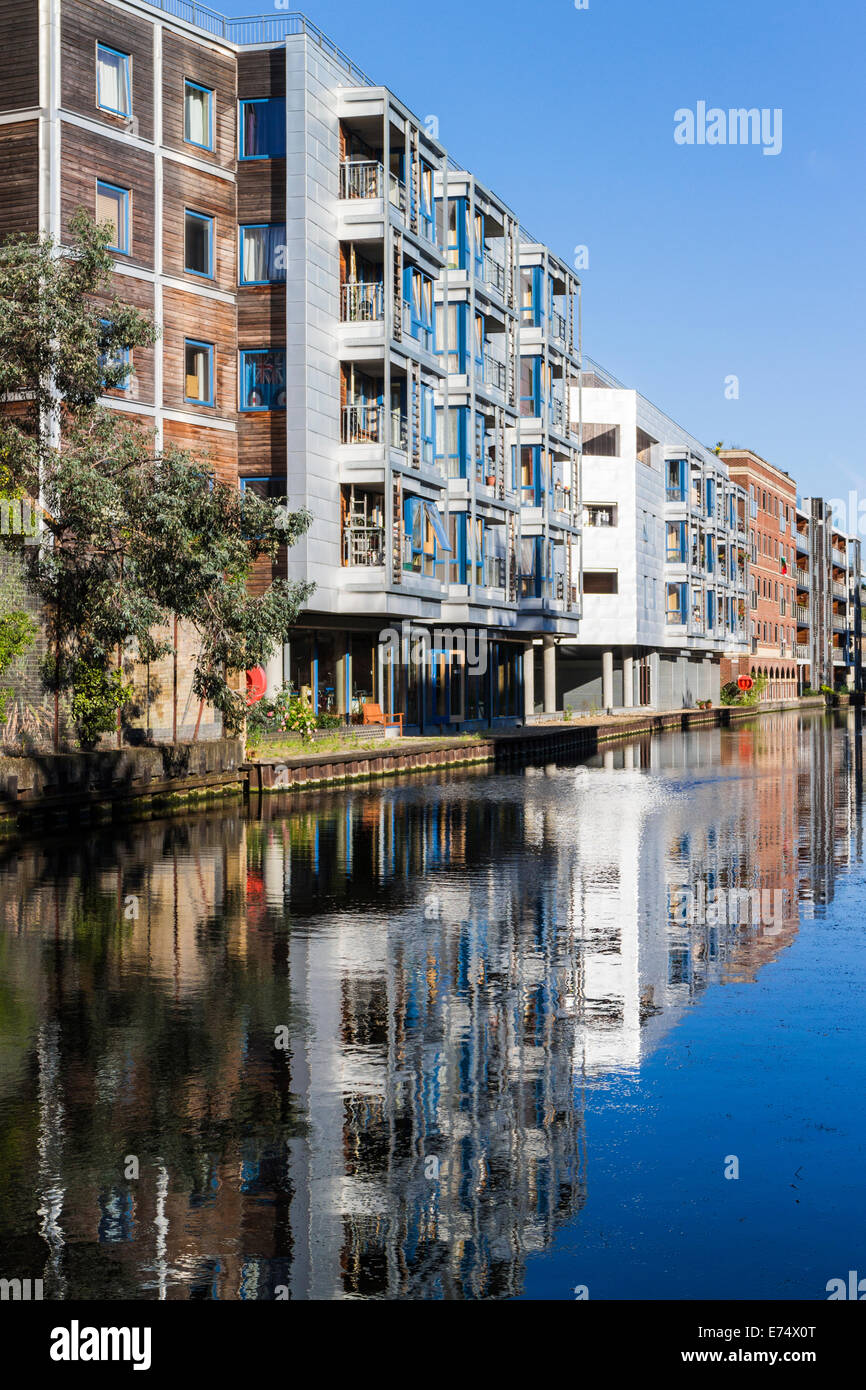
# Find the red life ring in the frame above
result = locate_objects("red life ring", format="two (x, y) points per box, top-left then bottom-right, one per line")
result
(737, 675), (753, 691)
(246, 666), (267, 704)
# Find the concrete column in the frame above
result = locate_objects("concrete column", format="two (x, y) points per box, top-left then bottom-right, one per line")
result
(623, 651), (634, 708)
(265, 645), (284, 699)
(602, 648), (614, 710)
(523, 643), (535, 720)
(543, 637), (557, 714)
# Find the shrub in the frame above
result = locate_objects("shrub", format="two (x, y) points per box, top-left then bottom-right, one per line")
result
(69, 660), (132, 749)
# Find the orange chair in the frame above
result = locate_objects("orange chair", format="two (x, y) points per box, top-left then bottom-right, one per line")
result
(362, 702), (403, 735)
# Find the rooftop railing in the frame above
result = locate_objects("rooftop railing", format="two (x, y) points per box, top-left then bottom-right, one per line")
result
(141, 3), (376, 83)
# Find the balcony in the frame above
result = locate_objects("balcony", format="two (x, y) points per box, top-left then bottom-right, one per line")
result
(549, 395), (565, 433)
(833, 581), (847, 599)
(479, 555), (506, 589)
(795, 603), (809, 624)
(553, 485), (572, 512)
(549, 309), (567, 343)
(339, 160), (406, 215)
(832, 547), (847, 566)
(796, 568), (809, 587)
(343, 525), (385, 566)
(342, 403), (408, 451)
(483, 354), (506, 393)
(483, 253), (505, 296)
(795, 644), (808, 660)
(832, 616), (847, 633)
(341, 281), (384, 323)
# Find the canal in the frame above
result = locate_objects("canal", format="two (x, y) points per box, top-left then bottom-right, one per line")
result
(0, 709), (863, 1300)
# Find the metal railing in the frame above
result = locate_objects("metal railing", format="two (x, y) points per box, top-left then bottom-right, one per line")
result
(146, 6), (377, 82)
(549, 396), (565, 432)
(833, 581), (847, 599)
(342, 404), (408, 450)
(343, 525), (385, 566)
(549, 309), (567, 343)
(795, 644), (808, 660)
(483, 354), (506, 392)
(483, 254), (505, 295)
(553, 486), (571, 512)
(796, 568), (809, 586)
(340, 159), (383, 200)
(832, 548), (847, 566)
(832, 616), (847, 633)
(341, 281), (384, 322)
(796, 603), (809, 624)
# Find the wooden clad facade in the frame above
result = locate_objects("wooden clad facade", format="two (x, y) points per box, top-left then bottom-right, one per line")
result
(60, 0), (155, 140)
(162, 159), (237, 291)
(0, 123), (39, 238)
(60, 123), (156, 269)
(161, 30), (237, 170)
(0, 0), (39, 110)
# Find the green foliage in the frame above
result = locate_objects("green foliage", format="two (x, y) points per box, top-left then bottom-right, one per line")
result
(68, 659), (132, 749)
(247, 688), (320, 742)
(316, 711), (343, 730)
(0, 609), (37, 720)
(721, 673), (767, 707)
(0, 213), (314, 740)
(563, 705), (573, 722)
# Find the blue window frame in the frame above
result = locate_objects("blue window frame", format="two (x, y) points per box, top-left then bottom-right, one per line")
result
(184, 209), (213, 277)
(705, 476), (716, 517)
(96, 44), (131, 117)
(418, 383), (435, 464)
(95, 180), (130, 254)
(403, 496), (449, 577)
(415, 159), (435, 242)
(184, 339), (214, 406)
(98, 319), (131, 392)
(445, 196), (469, 270)
(520, 356), (541, 416)
(184, 79), (213, 150)
(239, 224), (287, 284)
(403, 266), (434, 349)
(239, 98), (286, 160)
(435, 405), (468, 478)
(521, 266), (544, 327)
(239, 349), (286, 411)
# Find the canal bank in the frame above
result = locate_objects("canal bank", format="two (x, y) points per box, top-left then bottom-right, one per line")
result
(0, 696), (837, 831)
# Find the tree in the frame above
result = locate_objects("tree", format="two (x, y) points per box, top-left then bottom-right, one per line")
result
(0, 212), (313, 743)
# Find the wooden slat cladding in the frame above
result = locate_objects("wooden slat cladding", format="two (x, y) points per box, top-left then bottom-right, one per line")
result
(92, 272), (155, 405)
(60, 123), (155, 269)
(247, 553), (282, 597)
(238, 408), (286, 475)
(237, 48), (285, 100)
(0, 123), (39, 237)
(161, 31), (236, 169)
(0, 0), (39, 111)
(61, 0), (154, 141)
(163, 418), (237, 487)
(237, 164), (285, 225)
(162, 286), (236, 420)
(238, 285), (286, 343)
(163, 159), (236, 291)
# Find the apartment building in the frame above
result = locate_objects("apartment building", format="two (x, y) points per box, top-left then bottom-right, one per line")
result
(794, 498), (862, 693)
(718, 446), (862, 697)
(560, 360), (750, 710)
(0, 0), (582, 737)
(718, 449), (798, 698)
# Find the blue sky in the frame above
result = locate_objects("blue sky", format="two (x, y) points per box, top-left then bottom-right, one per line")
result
(223, 0), (865, 497)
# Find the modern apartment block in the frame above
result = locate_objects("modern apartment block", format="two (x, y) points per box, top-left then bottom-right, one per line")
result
(560, 360), (750, 711)
(0, 0), (582, 736)
(793, 498), (862, 693)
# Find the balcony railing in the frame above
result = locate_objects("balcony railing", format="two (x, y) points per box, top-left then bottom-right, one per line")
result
(832, 616), (847, 633)
(483, 354), (506, 392)
(796, 568), (809, 587)
(833, 582), (848, 599)
(549, 396), (565, 432)
(342, 404), (408, 451)
(483, 253), (505, 296)
(553, 486), (572, 512)
(796, 603), (809, 624)
(795, 644), (809, 660)
(339, 160), (406, 215)
(479, 555), (506, 589)
(343, 525), (385, 566)
(341, 281), (384, 322)
(832, 548), (847, 566)
(549, 309), (567, 343)
(666, 485), (686, 502)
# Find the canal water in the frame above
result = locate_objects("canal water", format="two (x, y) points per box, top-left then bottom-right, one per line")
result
(0, 709), (864, 1300)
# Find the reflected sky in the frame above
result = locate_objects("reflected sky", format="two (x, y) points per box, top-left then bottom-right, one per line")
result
(0, 710), (863, 1300)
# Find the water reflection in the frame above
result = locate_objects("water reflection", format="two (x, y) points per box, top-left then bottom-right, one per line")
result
(0, 711), (862, 1299)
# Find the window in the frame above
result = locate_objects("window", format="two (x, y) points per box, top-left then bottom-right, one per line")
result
(239, 224), (287, 284)
(184, 339), (214, 405)
(184, 80), (213, 150)
(239, 349), (286, 411)
(583, 570), (618, 594)
(96, 44), (131, 117)
(239, 98), (286, 159)
(403, 266), (434, 348)
(98, 319), (131, 392)
(585, 503), (618, 528)
(184, 210), (213, 277)
(95, 180), (130, 253)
